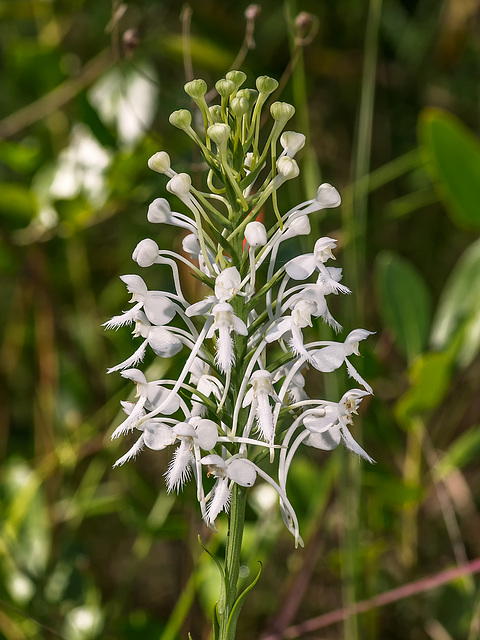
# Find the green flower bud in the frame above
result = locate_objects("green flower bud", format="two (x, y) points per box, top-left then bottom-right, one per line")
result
(209, 105), (223, 124)
(184, 78), (207, 99)
(237, 88), (258, 103)
(230, 97), (249, 117)
(148, 151), (171, 174)
(270, 102), (295, 123)
(226, 70), (247, 89)
(256, 75), (278, 95)
(169, 109), (192, 130)
(215, 79), (236, 98)
(207, 123), (231, 146)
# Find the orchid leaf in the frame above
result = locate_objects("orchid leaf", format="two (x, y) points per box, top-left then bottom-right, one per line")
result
(226, 563), (262, 640)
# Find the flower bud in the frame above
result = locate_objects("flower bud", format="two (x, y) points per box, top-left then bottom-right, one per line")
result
(226, 70), (246, 89)
(270, 102), (295, 123)
(166, 173), (192, 198)
(282, 215), (311, 240)
(132, 238), (159, 267)
(245, 221), (267, 248)
(316, 183), (341, 207)
(280, 131), (306, 156)
(207, 123), (231, 146)
(147, 198), (171, 223)
(276, 156), (299, 180)
(209, 105), (223, 123)
(184, 78), (207, 99)
(215, 79), (236, 98)
(245, 4), (261, 20)
(148, 151), (171, 174)
(256, 75), (278, 95)
(169, 109), (192, 130)
(230, 97), (249, 117)
(237, 88), (258, 104)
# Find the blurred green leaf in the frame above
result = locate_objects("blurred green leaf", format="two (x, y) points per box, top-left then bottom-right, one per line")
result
(1, 461), (51, 579)
(435, 424), (480, 479)
(430, 236), (480, 367)
(161, 34), (232, 71)
(0, 182), (36, 223)
(0, 140), (41, 173)
(419, 108), (480, 230)
(374, 251), (432, 362)
(394, 344), (457, 426)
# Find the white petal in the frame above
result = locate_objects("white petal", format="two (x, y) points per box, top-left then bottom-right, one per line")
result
(194, 419), (218, 450)
(144, 293), (177, 325)
(311, 344), (345, 372)
(143, 422), (174, 450)
(148, 327), (183, 358)
(305, 425), (341, 450)
(285, 254), (316, 280)
(340, 426), (375, 463)
(227, 458), (257, 487)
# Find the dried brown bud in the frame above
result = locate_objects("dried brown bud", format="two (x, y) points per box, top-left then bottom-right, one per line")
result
(122, 28), (140, 59)
(245, 4), (261, 21)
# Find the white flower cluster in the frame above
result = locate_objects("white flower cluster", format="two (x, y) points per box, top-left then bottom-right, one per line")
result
(105, 72), (374, 546)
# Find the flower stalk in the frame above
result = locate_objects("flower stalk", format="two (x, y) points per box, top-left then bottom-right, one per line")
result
(104, 70), (374, 639)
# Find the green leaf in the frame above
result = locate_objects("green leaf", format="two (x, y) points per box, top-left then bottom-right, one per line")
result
(374, 251), (432, 362)
(431, 237), (480, 367)
(435, 424), (480, 479)
(394, 344), (457, 427)
(226, 562), (262, 640)
(419, 108), (480, 230)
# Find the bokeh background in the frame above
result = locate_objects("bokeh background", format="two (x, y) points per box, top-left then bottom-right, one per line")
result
(1, 0), (480, 639)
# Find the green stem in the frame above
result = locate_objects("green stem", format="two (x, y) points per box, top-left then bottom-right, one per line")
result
(218, 484), (247, 640)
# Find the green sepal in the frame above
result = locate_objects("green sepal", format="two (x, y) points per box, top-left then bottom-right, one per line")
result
(225, 562), (263, 640)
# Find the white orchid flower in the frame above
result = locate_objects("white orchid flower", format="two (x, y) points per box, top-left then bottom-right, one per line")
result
(145, 418), (218, 493)
(310, 328), (374, 393)
(201, 455), (257, 526)
(242, 370), (281, 443)
(285, 237), (351, 294)
(103, 275), (178, 330)
(207, 302), (248, 374)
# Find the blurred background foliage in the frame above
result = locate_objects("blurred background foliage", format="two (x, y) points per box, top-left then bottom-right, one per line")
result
(1, 0), (480, 639)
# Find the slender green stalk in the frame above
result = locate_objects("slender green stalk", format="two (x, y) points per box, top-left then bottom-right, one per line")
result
(218, 485), (248, 639)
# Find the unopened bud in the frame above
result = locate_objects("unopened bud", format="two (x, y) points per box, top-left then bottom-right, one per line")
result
(132, 238), (159, 267)
(122, 28), (140, 59)
(209, 105), (223, 123)
(216, 79), (236, 98)
(245, 221), (267, 248)
(237, 88), (258, 104)
(270, 102), (295, 123)
(207, 123), (231, 146)
(226, 70), (247, 89)
(147, 198), (171, 223)
(230, 97), (249, 117)
(316, 183), (341, 207)
(167, 173), (192, 197)
(184, 78), (207, 100)
(148, 151), (171, 174)
(256, 75), (278, 95)
(283, 215), (311, 240)
(245, 4), (261, 20)
(169, 109), (192, 130)
(280, 131), (306, 155)
(276, 156), (299, 180)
